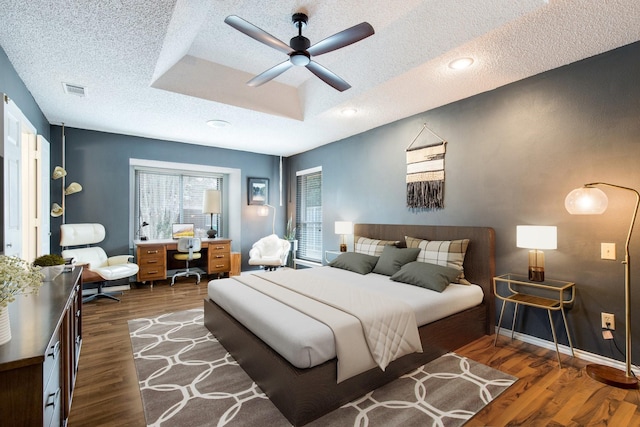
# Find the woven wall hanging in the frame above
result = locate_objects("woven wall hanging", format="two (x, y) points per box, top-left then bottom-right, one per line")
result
(406, 123), (447, 209)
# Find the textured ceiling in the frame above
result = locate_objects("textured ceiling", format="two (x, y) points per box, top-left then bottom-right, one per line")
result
(0, 0), (639, 156)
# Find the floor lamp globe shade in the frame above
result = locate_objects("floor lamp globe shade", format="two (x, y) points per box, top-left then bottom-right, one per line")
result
(565, 187), (608, 215)
(203, 189), (221, 237)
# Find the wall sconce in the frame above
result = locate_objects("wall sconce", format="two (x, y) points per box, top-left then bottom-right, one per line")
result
(516, 225), (557, 282)
(202, 189), (221, 238)
(335, 221), (353, 252)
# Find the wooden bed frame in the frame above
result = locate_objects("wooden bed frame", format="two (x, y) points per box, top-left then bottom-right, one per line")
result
(204, 224), (495, 426)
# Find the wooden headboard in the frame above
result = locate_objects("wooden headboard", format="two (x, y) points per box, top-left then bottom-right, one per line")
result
(354, 224), (496, 333)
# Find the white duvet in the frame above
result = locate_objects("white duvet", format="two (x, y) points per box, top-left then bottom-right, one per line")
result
(234, 269), (423, 382)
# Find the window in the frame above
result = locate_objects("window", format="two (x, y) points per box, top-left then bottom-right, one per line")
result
(135, 169), (222, 240)
(295, 167), (322, 261)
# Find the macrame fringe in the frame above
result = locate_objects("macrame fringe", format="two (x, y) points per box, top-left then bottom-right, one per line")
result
(406, 180), (444, 209)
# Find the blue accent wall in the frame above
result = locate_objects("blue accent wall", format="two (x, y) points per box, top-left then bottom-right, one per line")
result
(288, 42), (640, 365)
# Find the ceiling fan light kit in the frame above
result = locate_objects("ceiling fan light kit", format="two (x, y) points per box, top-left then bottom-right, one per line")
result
(225, 13), (374, 91)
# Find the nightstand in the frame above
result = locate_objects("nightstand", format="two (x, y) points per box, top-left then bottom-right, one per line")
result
(494, 273), (576, 367)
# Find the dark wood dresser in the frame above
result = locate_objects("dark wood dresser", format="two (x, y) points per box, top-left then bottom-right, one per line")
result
(0, 266), (82, 427)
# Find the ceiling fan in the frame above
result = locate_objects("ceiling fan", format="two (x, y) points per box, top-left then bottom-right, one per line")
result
(224, 13), (374, 92)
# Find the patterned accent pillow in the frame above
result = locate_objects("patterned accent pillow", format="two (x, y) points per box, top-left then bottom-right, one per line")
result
(354, 236), (399, 256)
(405, 236), (470, 280)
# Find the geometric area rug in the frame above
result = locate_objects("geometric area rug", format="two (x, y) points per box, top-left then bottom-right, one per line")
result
(128, 309), (517, 427)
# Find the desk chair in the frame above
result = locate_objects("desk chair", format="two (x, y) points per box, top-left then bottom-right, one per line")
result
(60, 223), (139, 302)
(171, 237), (202, 286)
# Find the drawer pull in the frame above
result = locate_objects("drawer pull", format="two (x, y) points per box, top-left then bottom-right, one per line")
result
(46, 388), (61, 407)
(215, 264), (225, 268)
(148, 270), (158, 274)
(47, 341), (61, 359)
(215, 246), (226, 249)
(76, 309), (81, 317)
(215, 255), (225, 259)
(146, 260), (158, 264)
(146, 250), (159, 254)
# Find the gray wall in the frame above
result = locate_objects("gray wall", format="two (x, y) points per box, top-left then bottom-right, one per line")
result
(48, 127), (284, 271)
(288, 41), (640, 365)
(0, 46), (49, 140)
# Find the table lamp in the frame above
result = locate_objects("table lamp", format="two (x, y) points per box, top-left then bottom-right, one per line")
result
(565, 182), (639, 389)
(516, 225), (557, 282)
(335, 221), (353, 252)
(202, 189), (221, 238)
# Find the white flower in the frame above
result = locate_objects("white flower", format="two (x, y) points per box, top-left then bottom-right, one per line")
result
(0, 255), (44, 308)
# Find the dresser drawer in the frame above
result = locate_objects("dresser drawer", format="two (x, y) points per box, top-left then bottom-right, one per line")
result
(43, 338), (62, 427)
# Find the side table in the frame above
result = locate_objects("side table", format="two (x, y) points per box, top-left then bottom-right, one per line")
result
(494, 273), (576, 367)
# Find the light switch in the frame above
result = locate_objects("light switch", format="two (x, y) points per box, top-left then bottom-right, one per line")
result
(601, 243), (616, 260)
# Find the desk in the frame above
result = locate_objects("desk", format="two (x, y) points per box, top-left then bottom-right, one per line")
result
(493, 273), (575, 367)
(135, 238), (231, 284)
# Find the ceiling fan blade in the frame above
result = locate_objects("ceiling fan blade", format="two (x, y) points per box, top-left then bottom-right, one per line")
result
(306, 61), (351, 92)
(247, 60), (294, 87)
(225, 15), (293, 55)
(307, 22), (374, 57)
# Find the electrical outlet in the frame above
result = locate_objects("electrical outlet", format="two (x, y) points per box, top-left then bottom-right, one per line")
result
(601, 312), (615, 330)
(601, 243), (616, 260)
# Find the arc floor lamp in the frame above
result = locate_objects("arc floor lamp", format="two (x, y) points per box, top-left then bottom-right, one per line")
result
(565, 182), (639, 389)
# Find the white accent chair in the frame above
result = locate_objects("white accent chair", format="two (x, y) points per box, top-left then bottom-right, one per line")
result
(171, 237), (202, 286)
(248, 234), (291, 271)
(60, 223), (139, 302)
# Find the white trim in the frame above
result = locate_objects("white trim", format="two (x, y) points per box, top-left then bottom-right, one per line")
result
(293, 258), (322, 268)
(497, 328), (640, 372)
(128, 158), (242, 252)
(296, 165), (322, 176)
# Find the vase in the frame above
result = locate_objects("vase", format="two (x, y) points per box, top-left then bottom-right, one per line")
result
(0, 306), (11, 345)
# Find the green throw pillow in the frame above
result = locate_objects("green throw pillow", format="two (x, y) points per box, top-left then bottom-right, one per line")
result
(372, 245), (420, 276)
(390, 261), (461, 292)
(329, 252), (379, 275)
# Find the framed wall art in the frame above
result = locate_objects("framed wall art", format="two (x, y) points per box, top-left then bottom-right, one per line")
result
(248, 177), (269, 205)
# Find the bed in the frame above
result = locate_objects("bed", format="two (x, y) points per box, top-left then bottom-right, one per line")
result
(203, 224), (495, 426)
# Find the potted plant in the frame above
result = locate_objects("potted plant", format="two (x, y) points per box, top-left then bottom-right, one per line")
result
(33, 254), (66, 282)
(1, 255), (44, 344)
(284, 216), (298, 252)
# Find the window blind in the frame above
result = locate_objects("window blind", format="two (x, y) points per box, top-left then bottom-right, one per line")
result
(295, 168), (322, 261)
(135, 169), (222, 239)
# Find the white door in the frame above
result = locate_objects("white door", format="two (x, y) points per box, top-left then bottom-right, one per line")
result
(2, 95), (22, 257)
(38, 135), (50, 255)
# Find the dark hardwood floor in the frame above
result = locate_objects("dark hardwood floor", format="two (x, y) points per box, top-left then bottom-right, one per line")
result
(68, 280), (640, 426)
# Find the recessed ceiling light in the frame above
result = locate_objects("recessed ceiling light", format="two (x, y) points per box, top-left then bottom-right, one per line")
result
(341, 108), (357, 116)
(206, 120), (230, 128)
(448, 57), (474, 70)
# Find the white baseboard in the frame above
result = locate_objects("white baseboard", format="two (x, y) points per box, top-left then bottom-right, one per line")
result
(498, 328), (639, 372)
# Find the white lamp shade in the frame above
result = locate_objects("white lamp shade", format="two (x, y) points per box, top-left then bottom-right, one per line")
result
(516, 225), (557, 250)
(335, 221), (353, 235)
(565, 186), (608, 215)
(202, 189), (221, 214)
(257, 205), (270, 217)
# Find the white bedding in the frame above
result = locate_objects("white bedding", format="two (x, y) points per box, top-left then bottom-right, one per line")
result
(207, 266), (483, 370)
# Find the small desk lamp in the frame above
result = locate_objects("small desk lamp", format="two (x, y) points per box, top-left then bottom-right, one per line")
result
(335, 221), (353, 252)
(565, 182), (639, 389)
(202, 189), (221, 238)
(516, 225), (557, 282)
(138, 221), (149, 241)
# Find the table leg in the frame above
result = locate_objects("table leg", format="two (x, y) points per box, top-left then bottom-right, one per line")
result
(511, 303), (519, 340)
(547, 309), (563, 368)
(494, 300), (508, 346)
(560, 308), (575, 357)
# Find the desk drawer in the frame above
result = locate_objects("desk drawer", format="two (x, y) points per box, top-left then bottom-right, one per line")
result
(209, 255), (230, 273)
(208, 243), (230, 254)
(138, 245), (166, 281)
